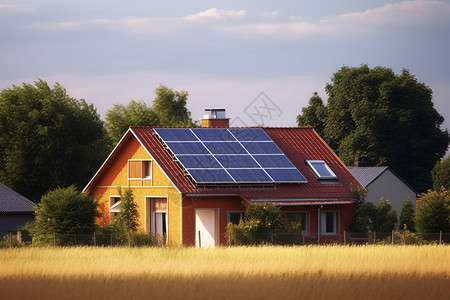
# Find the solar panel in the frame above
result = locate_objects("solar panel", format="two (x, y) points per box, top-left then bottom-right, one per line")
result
(154, 128), (307, 184)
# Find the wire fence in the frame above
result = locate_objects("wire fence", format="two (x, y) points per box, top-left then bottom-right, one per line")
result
(1, 230), (449, 247)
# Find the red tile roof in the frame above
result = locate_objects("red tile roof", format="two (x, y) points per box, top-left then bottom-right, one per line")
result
(131, 127), (361, 201)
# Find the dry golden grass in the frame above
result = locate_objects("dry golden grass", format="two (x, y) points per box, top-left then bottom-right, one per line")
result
(1, 245), (449, 300)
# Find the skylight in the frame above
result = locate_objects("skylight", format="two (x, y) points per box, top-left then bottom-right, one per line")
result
(306, 160), (337, 180)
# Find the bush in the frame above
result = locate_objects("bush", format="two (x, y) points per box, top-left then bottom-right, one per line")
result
(129, 232), (163, 247)
(29, 186), (99, 246)
(399, 196), (415, 232)
(415, 188), (450, 237)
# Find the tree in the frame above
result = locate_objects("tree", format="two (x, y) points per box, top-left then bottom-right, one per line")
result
(0, 80), (109, 202)
(349, 187), (376, 232)
(431, 155), (450, 190)
(298, 65), (449, 192)
(112, 188), (139, 244)
(399, 196), (415, 232)
(296, 92), (327, 136)
(105, 100), (159, 145)
(104, 85), (194, 145)
(414, 188), (450, 235)
(374, 198), (398, 232)
(28, 186), (99, 245)
(244, 202), (285, 233)
(153, 85), (193, 127)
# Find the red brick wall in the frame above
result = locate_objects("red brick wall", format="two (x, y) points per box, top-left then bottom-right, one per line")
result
(182, 196), (246, 246)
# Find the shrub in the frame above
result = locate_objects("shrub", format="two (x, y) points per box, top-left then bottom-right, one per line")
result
(399, 196), (415, 232)
(415, 188), (450, 237)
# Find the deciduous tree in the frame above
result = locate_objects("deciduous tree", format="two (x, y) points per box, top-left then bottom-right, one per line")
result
(0, 80), (109, 201)
(414, 188), (450, 235)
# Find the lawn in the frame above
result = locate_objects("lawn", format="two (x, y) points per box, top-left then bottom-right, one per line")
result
(1, 245), (449, 299)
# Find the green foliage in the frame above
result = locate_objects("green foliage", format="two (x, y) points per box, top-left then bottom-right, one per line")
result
(29, 186), (99, 246)
(300, 65), (449, 192)
(104, 85), (194, 145)
(0, 79), (109, 202)
(296, 92), (327, 136)
(129, 231), (163, 247)
(431, 155), (450, 190)
(244, 202), (284, 233)
(105, 100), (159, 145)
(112, 188), (140, 245)
(153, 85), (193, 127)
(399, 196), (415, 232)
(395, 225), (427, 245)
(349, 187), (376, 232)
(227, 202), (303, 245)
(414, 188), (450, 235)
(374, 198), (398, 232)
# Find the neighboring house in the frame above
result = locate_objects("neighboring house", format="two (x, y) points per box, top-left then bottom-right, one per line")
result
(347, 166), (416, 213)
(0, 182), (36, 236)
(84, 110), (361, 247)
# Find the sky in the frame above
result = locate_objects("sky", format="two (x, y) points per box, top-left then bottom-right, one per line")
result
(1, 0), (449, 134)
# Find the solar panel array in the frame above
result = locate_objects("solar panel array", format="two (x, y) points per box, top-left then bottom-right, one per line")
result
(154, 128), (307, 184)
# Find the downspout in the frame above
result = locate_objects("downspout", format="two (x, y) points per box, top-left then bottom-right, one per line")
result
(318, 205), (323, 244)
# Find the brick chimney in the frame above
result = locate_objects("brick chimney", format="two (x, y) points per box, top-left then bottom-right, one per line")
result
(201, 108), (229, 128)
(354, 157), (371, 167)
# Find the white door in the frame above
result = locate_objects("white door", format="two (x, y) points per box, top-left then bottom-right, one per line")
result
(195, 209), (216, 248)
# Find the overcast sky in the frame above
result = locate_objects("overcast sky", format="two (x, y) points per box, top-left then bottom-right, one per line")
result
(1, 0), (449, 133)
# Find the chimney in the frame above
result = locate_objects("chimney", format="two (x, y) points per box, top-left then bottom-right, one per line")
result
(201, 108), (230, 128)
(354, 157), (371, 167)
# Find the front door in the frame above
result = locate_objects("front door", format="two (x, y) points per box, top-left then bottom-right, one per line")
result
(195, 209), (217, 248)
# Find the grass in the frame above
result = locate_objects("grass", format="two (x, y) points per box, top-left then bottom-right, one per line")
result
(1, 245), (449, 299)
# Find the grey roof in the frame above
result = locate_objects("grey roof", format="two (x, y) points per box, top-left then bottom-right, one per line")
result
(347, 167), (389, 187)
(0, 182), (36, 213)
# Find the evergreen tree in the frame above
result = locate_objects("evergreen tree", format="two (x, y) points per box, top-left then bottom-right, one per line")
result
(399, 196), (415, 232)
(112, 188), (139, 244)
(374, 198), (398, 232)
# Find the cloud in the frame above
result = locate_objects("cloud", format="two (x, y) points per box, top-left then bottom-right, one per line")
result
(184, 8), (247, 22)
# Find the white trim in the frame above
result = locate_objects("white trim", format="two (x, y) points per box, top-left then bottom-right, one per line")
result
(130, 128), (182, 195)
(83, 128), (134, 193)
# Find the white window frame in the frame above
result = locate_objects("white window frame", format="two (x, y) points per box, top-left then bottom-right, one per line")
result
(306, 160), (337, 179)
(128, 159), (152, 180)
(321, 211), (338, 235)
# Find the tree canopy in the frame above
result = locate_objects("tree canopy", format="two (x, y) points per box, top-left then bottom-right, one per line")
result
(105, 85), (194, 145)
(297, 65), (449, 192)
(0, 80), (109, 201)
(431, 155), (450, 190)
(414, 188), (450, 235)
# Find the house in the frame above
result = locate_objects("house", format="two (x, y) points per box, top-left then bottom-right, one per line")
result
(84, 109), (362, 247)
(0, 182), (36, 236)
(347, 166), (416, 213)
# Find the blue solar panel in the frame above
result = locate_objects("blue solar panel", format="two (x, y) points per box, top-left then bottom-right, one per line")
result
(192, 128), (235, 141)
(229, 128), (271, 141)
(265, 169), (307, 182)
(215, 155), (259, 168)
(203, 142), (247, 154)
(187, 168), (234, 183)
(241, 142), (283, 154)
(165, 142), (209, 155)
(253, 155), (294, 168)
(227, 169), (272, 182)
(155, 127), (307, 184)
(177, 155), (221, 168)
(154, 128), (197, 141)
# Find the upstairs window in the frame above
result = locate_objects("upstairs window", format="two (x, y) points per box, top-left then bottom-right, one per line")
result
(306, 160), (337, 180)
(129, 160), (152, 179)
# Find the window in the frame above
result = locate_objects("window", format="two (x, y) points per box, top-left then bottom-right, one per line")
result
(306, 160), (337, 179)
(152, 198), (168, 237)
(109, 196), (121, 222)
(128, 160), (152, 179)
(283, 212), (308, 232)
(321, 211), (337, 235)
(228, 212), (245, 225)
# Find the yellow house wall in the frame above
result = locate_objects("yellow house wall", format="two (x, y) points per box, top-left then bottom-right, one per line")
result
(89, 137), (182, 246)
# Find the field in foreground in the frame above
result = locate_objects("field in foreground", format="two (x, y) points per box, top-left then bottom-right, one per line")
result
(1, 245), (449, 300)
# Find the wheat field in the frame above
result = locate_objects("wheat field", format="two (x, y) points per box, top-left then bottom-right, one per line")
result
(1, 245), (449, 300)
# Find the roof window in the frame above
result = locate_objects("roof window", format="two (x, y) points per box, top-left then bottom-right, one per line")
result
(306, 160), (337, 180)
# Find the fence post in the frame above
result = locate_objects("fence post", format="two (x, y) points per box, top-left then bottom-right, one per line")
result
(439, 230), (442, 245)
